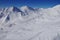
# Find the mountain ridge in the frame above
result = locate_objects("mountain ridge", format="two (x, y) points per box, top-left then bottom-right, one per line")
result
(0, 5), (60, 23)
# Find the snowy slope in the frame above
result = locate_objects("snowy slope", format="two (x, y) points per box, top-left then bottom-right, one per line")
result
(0, 5), (60, 40)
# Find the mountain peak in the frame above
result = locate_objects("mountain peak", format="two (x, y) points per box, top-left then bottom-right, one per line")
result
(21, 6), (30, 9)
(20, 6), (34, 12)
(8, 6), (22, 12)
(20, 6), (30, 10)
(21, 6), (29, 8)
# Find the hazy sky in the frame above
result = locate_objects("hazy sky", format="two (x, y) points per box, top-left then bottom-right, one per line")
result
(0, 0), (60, 8)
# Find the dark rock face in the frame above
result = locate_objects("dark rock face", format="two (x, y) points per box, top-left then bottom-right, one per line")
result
(5, 15), (10, 22)
(13, 7), (22, 12)
(0, 13), (4, 18)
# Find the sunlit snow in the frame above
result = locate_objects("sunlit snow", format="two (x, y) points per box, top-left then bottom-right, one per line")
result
(0, 5), (60, 40)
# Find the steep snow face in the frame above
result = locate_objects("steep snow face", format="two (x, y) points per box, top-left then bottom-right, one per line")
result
(20, 6), (41, 20)
(20, 6), (36, 15)
(20, 6), (34, 12)
(0, 7), (25, 25)
(53, 5), (60, 9)
(53, 5), (60, 14)
(0, 5), (60, 40)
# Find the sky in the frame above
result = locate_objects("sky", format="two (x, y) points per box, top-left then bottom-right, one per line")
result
(0, 0), (60, 8)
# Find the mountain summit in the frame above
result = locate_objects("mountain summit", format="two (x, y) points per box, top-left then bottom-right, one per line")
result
(20, 6), (35, 12)
(7, 6), (22, 12)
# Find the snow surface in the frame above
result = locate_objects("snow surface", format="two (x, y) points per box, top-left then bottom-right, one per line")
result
(0, 5), (60, 40)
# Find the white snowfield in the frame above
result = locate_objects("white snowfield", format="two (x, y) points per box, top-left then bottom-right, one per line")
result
(0, 5), (60, 40)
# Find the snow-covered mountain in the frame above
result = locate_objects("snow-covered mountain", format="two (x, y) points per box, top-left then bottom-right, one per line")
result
(0, 5), (60, 40)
